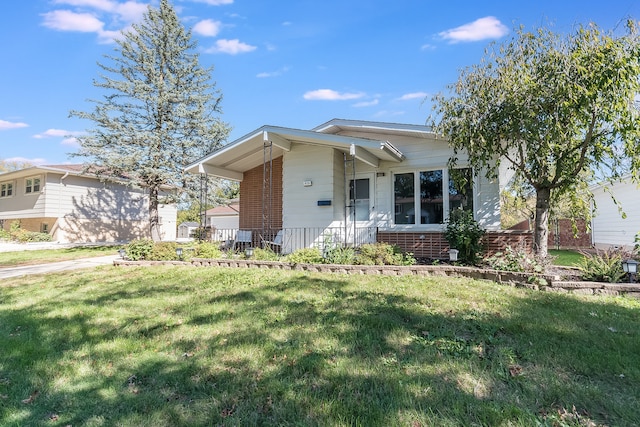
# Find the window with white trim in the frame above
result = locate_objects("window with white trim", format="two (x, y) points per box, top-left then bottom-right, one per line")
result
(25, 176), (41, 194)
(1, 181), (14, 198)
(393, 168), (473, 226)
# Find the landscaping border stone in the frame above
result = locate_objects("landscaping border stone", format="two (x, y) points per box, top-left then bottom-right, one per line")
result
(113, 258), (640, 298)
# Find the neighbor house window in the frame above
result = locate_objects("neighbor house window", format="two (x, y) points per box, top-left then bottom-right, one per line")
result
(1, 182), (14, 198)
(394, 168), (473, 226)
(25, 176), (41, 194)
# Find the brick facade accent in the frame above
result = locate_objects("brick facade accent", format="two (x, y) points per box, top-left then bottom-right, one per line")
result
(548, 219), (592, 248)
(378, 230), (534, 259)
(239, 156), (283, 231)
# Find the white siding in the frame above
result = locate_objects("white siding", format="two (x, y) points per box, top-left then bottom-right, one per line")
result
(592, 179), (640, 250)
(208, 215), (239, 230)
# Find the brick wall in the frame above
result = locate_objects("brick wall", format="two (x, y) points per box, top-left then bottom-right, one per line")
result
(378, 230), (533, 259)
(239, 156), (283, 231)
(548, 219), (591, 248)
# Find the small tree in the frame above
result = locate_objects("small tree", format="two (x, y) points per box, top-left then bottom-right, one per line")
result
(444, 209), (485, 265)
(71, 0), (230, 241)
(433, 22), (640, 258)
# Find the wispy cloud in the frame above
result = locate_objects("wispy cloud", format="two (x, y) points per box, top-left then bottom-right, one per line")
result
(303, 89), (365, 101)
(256, 66), (290, 78)
(353, 99), (379, 108)
(193, 19), (222, 37)
(43, 1), (148, 43)
(188, 0), (233, 5)
(397, 92), (429, 101)
(5, 156), (48, 165)
(33, 129), (84, 146)
(0, 120), (29, 130)
(439, 16), (508, 43)
(205, 39), (256, 54)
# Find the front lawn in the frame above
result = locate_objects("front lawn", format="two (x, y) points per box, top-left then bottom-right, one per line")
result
(0, 246), (118, 267)
(1, 266), (638, 426)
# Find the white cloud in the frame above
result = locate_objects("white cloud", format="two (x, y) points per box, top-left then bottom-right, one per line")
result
(397, 92), (429, 101)
(303, 89), (365, 101)
(188, 0), (233, 5)
(0, 120), (29, 130)
(353, 99), (379, 108)
(439, 16), (508, 43)
(42, 10), (105, 32)
(205, 39), (256, 54)
(256, 67), (289, 78)
(193, 19), (222, 37)
(33, 128), (84, 140)
(5, 157), (48, 165)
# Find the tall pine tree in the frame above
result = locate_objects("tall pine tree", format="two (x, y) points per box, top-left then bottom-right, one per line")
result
(71, 0), (229, 241)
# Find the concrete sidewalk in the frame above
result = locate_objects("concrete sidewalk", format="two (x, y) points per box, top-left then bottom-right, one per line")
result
(0, 255), (119, 279)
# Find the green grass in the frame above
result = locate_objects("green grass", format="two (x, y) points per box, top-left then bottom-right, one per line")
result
(1, 266), (639, 426)
(0, 246), (118, 267)
(549, 249), (587, 267)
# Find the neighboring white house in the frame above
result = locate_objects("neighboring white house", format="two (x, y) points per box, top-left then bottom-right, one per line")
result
(205, 202), (239, 230)
(0, 164), (177, 243)
(591, 176), (640, 250)
(185, 119), (517, 257)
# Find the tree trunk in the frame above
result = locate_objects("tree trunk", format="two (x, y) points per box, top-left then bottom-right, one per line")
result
(149, 185), (162, 242)
(534, 187), (551, 258)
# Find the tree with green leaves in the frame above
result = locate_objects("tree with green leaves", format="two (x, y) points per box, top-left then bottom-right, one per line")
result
(71, 0), (229, 241)
(433, 22), (640, 258)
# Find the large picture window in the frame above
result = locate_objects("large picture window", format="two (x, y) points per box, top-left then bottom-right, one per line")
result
(394, 168), (473, 226)
(25, 176), (41, 194)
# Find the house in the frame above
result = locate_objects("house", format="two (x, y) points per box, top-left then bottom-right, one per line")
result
(0, 164), (177, 243)
(177, 221), (201, 240)
(591, 176), (640, 250)
(205, 202), (240, 230)
(186, 119), (525, 257)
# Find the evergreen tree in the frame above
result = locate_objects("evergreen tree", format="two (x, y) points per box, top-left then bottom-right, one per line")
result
(71, 0), (229, 241)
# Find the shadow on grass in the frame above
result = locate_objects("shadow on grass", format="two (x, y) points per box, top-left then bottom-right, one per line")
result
(0, 268), (639, 426)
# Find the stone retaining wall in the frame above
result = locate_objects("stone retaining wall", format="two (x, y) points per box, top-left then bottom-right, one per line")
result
(113, 258), (640, 298)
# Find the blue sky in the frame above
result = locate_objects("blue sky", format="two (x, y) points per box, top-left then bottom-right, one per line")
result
(1, 0), (639, 166)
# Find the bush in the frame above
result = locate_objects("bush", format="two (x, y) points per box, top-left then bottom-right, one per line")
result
(577, 248), (626, 283)
(149, 242), (180, 261)
(125, 238), (154, 261)
(0, 228), (9, 240)
(194, 241), (223, 259)
(444, 209), (485, 265)
(324, 246), (357, 265)
(285, 248), (324, 264)
(355, 243), (416, 266)
(251, 247), (281, 261)
(485, 246), (543, 273)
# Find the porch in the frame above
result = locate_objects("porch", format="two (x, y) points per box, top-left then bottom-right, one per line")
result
(205, 227), (533, 259)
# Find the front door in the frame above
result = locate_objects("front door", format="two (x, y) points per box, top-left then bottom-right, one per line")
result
(347, 174), (376, 245)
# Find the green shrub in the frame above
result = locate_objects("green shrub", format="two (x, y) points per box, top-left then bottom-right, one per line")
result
(149, 242), (180, 260)
(0, 228), (9, 240)
(577, 249), (626, 283)
(251, 247), (281, 261)
(125, 238), (154, 261)
(324, 246), (357, 264)
(485, 246), (543, 273)
(194, 241), (223, 259)
(355, 242), (415, 266)
(444, 209), (485, 265)
(285, 248), (324, 264)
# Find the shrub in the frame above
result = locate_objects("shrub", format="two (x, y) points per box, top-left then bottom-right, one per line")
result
(577, 248), (626, 283)
(251, 247), (281, 261)
(149, 242), (180, 261)
(0, 228), (9, 240)
(355, 242), (415, 266)
(194, 241), (223, 259)
(285, 248), (324, 264)
(485, 246), (543, 273)
(125, 238), (154, 261)
(444, 209), (485, 265)
(324, 246), (357, 265)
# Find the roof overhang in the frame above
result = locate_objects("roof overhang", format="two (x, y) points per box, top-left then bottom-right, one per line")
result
(185, 125), (406, 181)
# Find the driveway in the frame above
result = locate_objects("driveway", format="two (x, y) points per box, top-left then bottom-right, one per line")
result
(0, 254), (119, 279)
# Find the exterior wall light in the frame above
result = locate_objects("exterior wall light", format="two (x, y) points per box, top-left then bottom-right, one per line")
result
(622, 258), (638, 283)
(176, 247), (183, 260)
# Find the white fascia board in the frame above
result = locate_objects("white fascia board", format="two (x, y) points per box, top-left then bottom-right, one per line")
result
(349, 144), (379, 168)
(263, 130), (291, 151)
(196, 163), (244, 181)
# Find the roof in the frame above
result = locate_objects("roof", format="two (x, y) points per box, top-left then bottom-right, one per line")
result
(205, 203), (240, 216)
(185, 119), (435, 181)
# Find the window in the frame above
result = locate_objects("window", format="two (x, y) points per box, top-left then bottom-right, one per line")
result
(1, 182), (14, 198)
(25, 176), (41, 194)
(394, 168), (473, 226)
